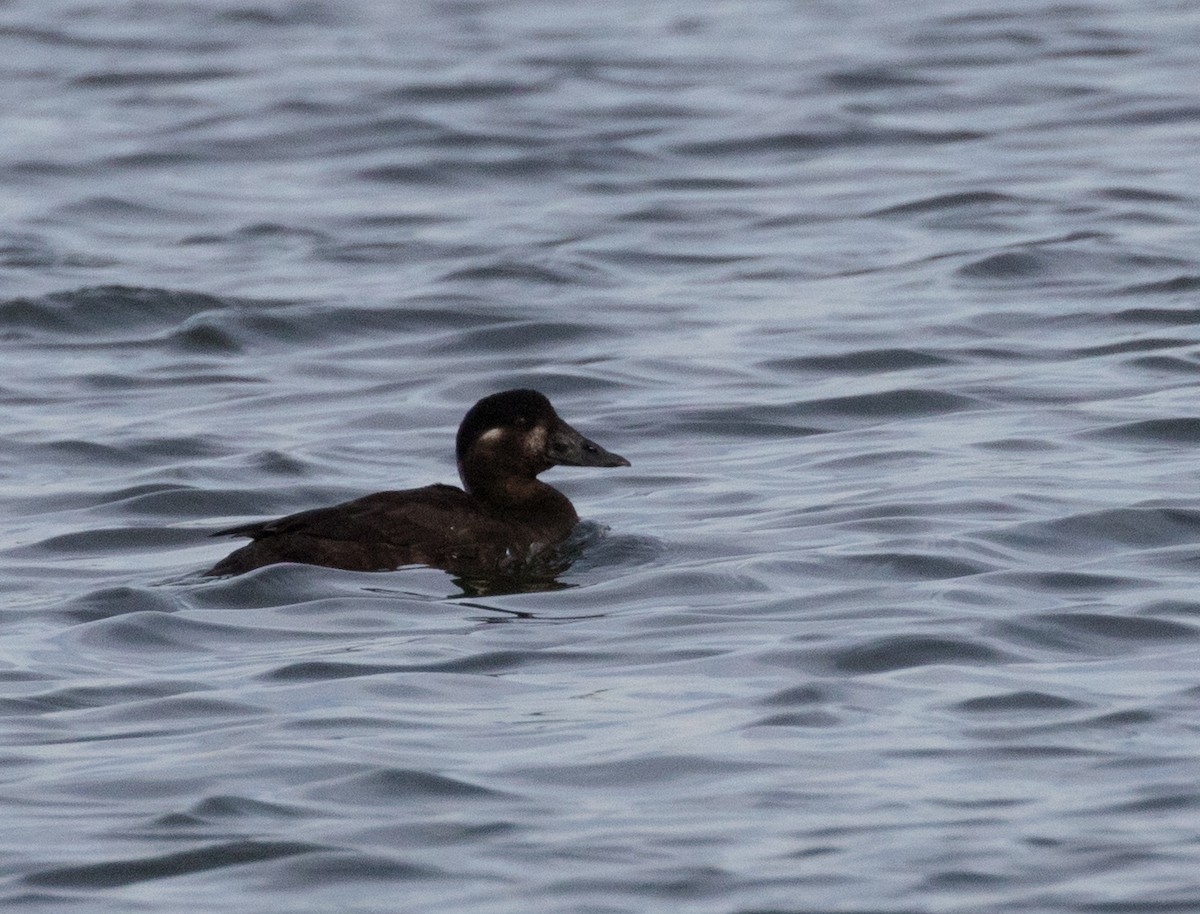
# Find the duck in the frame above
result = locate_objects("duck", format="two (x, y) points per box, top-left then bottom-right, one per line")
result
(206, 389), (629, 577)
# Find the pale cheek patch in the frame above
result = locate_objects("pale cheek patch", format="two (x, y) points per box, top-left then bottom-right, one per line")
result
(477, 427), (506, 445)
(524, 425), (548, 458)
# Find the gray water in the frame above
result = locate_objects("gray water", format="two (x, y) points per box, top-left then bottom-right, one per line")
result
(5, 1), (1200, 911)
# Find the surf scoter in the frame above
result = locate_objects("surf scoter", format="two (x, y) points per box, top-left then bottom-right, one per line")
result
(206, 389), (629, 577)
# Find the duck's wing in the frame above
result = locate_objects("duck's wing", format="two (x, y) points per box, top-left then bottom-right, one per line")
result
(212, 484), (471, 545)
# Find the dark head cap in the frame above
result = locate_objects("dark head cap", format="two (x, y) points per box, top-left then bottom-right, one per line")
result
(456, 389), (557, 463)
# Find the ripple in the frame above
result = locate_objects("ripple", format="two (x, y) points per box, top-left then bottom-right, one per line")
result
(986, 506), (1200, 555)
(872, 190), (1027, 216)
(953, 690), (1086, 713)
(0, 286), (239, 341)
(309, 769), (507, 803)
(260, 852), (439, 887)
(836, 551), (993, 580)
(25, 841), (323, 889)
(72, 67), (242, 88)
(1087, 417), (1200, 444)
(829, 635), (1008, 674)
(1114, 275), (1200, 296)
(999, 610), (1199, 654)
(674, 126), (983, 157)
(764, 348), (955, 374)
(803, 388), (977, 420)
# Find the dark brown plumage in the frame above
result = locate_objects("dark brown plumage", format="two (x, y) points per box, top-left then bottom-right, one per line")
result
(206, 389), (629, 578)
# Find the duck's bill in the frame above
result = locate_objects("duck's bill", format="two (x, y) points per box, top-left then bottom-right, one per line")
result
(548, 422), (630, 468)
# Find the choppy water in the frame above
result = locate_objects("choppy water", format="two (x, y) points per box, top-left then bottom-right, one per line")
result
(5, 1), (1200, 911)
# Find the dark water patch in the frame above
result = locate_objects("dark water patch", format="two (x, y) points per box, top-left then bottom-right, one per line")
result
(589, 246), (756, 269)
(1097, 793), (1200, 815)
(993, 571), (1146, 592)
(357, 162), (459, 185)
(72, 67), (242, 89)
(1067, 336), (1192, 359)
(1095, 187), (1190, 204)
(9, 482), (229, 516)
(648, 176), (759, 192)
(386, 79), (543, 102)
(953, 690), (1086, 713)
(260, 647), (593, 682)
(1115, 305), (1200, 327)
(18, 526), (198, 557)
(957, 250), (1047, 281)
(835, 551), (993, 581)
(765, 348), (955, 374)
(440, 261), (583, 285)
(169, 318), (243, 354)
(986, 507), (1200, 555)
(920, 869), (1008, 891)
(430, 319), (609, 353)
(309, 768), (506, 804)
(801, 388), (977, 421)
(24, 841), (323, 889)
(175, 114), (454, 163)
(68, 609), (332, 654)
(669, 407), (824, 439)
(674, 391), (970, 438)
(262, 660), (410, 682)
(1074, 103), (1200, 129)
(826, 65), (941, 90)
(758, 684), (831, 707)
(104, 150), (206, 169)
(187, 795), (308, 822)
(213, 1), (342, 26)
(0, 21), (235, 54)
(674, 126), (983, 158)
(0, 231), (113, 269)
(1034, 612), (1197, 642)
(1076, 899), (1200, 914)
(751, 710), (841, 728)
(260, 851), (440, 886)
(0, 679), (206, 715)
(1139, 599), (1200, 618)
(189, 562), (433, 610)
(972, 436), (1057, 452)
(872, 190), (1027, 216)
(54, 584), (178, 626)
(958, 243), (1191, 287)
(1086, 417), (1200, 444)
(1114, 276), (1200, 297)
(0, 286), (256, 341)
(1128, 355), (1200, 373)
(617, 201), (751, 224)
(314, 239), (459, 265)
(968, 709), (1160, 742)
(511, 754), (763, 788)
(829, 635), (1007, 674)
(999, 611), (1198, 654)
(95, 693), (267, 723)
(182, 221), (329, 246)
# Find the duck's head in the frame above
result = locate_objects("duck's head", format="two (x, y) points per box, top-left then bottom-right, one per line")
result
(456, 389), (629, 496)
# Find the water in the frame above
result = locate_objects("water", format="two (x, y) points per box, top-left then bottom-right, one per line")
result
(4, 0), (1200, 911)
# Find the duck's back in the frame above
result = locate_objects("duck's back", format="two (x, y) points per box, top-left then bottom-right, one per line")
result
(207, 484), (562, 576)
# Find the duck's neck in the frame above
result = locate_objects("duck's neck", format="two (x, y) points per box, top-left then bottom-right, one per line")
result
(459, 460), (578, 526)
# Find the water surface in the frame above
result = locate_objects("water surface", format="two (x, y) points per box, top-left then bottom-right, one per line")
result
(4, 1), (1200, 912)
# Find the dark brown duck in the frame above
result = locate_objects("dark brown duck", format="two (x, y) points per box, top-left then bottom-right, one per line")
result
(206, 389), (629, 577)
